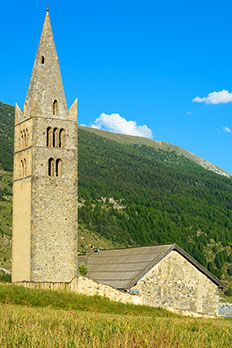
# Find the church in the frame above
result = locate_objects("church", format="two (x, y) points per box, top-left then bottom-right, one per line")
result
(11, 9), (225, 316)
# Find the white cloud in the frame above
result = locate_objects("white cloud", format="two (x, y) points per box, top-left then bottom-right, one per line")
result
(91, 113), (152, 138)
(193, 89), (232, 105)
(223, 126), (232, 133)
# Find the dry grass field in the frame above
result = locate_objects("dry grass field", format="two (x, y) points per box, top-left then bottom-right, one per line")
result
(1, 303), (232, 348)
(0, 284), (232, 347)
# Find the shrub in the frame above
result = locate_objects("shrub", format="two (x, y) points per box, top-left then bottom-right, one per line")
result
(224, 287), (232, 297)
(78, 264), (88, 276)
(0, 271), (11, 283)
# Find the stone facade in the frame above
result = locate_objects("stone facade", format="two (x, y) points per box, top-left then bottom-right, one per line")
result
(133, 250), (219, 316)
(16, 275), (217, 318)
(12, 11), (78, 282)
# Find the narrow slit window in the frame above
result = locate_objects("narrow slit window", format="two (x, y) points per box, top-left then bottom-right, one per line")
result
(59, 129), (65, 148)
(47, 127), (53, 147)
(53, 99), (58, 115)
(23, 130), (26, 148)
(24, 159), (27, 177)
(41, 56), (45, 64)
(21, 132), (24, 148)
(25, 129), (29, 147)
(21, 160), (24, 177)
(48, 158), (54, 176)
(56, 159), (62, 177)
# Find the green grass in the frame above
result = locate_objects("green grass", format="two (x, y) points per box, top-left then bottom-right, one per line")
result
(0, 284), (232, 347)
(0, 283), (172, 317)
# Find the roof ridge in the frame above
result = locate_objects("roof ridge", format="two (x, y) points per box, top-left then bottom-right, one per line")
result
(87, 243), (175, 256)
(84, 243), (225, 290)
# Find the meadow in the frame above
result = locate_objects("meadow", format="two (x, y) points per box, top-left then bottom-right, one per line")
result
(0, 283), (232, 347)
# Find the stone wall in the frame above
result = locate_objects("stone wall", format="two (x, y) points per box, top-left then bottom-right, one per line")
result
(133, 250), (219, 316)
(12, 178), (31, 282)
(13, 112), (78, 284)
(16, 275), (217, 317)
(30, 116), (78, 282)
(17, 276), (141, 306)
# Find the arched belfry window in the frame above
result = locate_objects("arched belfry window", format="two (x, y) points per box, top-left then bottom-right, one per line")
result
(53, 128), (59, 147)
(23, 130), (26, 148)
(20, 131), (23, 149)
(25, 129), (29, 147)
(56, 159), (62, 177)
(41, 56), (45, 64)
(48, 158), (54, 177)
(59, 129), (65, 148)
(53, 99), (58, 115)
(47, 127), (53, 147)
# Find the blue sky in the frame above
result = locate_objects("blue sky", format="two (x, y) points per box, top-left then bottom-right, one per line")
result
(1, 0), (232, 173)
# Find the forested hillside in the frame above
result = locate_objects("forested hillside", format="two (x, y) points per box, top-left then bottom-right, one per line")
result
(1, 101), (232, 288)
(0, 102), (14, 171)
(78, 128), (232, 283)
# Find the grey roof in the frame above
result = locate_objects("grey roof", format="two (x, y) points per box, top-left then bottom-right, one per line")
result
(78, 243), (225, 290)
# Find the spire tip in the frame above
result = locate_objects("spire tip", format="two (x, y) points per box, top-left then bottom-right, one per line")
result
(46, 2), (49, 12)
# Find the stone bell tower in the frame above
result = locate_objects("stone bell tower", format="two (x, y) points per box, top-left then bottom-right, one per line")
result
(12, 10), (78, 282)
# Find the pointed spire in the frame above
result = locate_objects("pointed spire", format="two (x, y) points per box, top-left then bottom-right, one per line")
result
(24, 11), (67, 118)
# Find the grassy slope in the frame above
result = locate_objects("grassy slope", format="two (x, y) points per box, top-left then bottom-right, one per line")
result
(0, 284), (232, 348)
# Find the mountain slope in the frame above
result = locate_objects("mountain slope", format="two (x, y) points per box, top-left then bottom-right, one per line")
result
(81, 126), (230, 177)
(78, 127), (232, 279)
(1, 102), (232, 288)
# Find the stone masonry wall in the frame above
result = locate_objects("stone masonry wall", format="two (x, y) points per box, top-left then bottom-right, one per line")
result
(17, 276), (141, 306)
(12, 113), (78, 283)
(16, 275), (217, 317)
(133, 251), (219, 316)
(12, 114), (33, 282)
(30, 115), (78, 282)
(12, 178), (31, 282)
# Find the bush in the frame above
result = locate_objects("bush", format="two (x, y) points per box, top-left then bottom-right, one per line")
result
(78, 264), (88, 276)
(0, 271), (11, 283)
